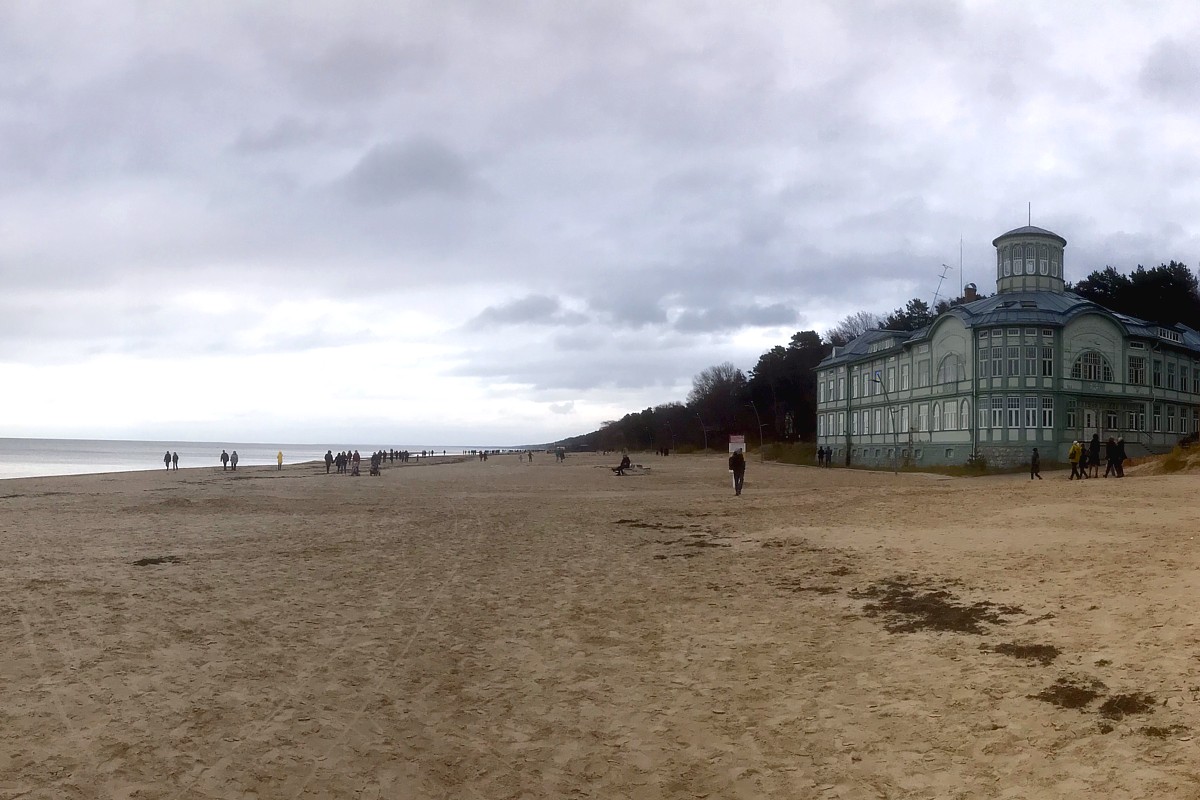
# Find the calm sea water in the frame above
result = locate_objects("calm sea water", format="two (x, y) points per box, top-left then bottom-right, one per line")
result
(0, 438), (489, 480)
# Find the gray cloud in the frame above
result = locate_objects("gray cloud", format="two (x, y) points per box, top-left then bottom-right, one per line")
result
(338, 138), (483, 204)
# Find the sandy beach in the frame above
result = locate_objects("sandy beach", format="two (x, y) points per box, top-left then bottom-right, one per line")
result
(1, 453), (1198, 798)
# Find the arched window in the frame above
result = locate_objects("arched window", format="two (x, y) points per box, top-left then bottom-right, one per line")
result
(932, 402), (941, 431)
(1071, 351), (1114, 382)
(960, 399), (970, 428)
(1039, 244), (1049, 275)
(936, 353), (964, 383)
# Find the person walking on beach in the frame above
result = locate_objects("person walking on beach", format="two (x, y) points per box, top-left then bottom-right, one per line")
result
(172, 452), (179, 471)
(1115, 436), (1127, 477)
(164, 450), (172, 470)
(324, 450), (334, 473)
(729, 448), (746, 496)
(1067, 440), (1082, 480)
(277, 450), (283, 470)
(1088, 433), (1101, 478)
(220, 450), (229, 470)
(230, 450), (239, 470)
(1030, 447), (1042, 480)
(1104, 437), (1118, 477)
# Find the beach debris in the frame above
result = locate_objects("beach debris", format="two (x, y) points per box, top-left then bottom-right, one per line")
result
(851, 578), (1023, 634)
(131, 555), (181, 567)
(980, 642), (1060, 665)
(1030, 677), (1107, 710)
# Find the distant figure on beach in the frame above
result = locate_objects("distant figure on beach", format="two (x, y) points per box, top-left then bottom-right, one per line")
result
(816, 446), (825, 467)
(729, 448), (746, 496)
(1067, 440), (1083, 480)
(1088, 433), (1101, 478)
(277, 451), (283, 470)
(164, 451), (172, 470)
(324, 450), (334, 473)
(351, 450), (361, 476)
(230, 450), (239, 470)
(1030, 447), (1041, 480)
(1115, 437), (1127, 477)
(613, 454), (631, 476)
(172, 452), (179, 471)
(220, 450), (229, 470)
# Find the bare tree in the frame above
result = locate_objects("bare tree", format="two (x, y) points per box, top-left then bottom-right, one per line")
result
(824, 310), (882, 346)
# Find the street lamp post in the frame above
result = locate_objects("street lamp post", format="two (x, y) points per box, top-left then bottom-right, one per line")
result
(872, 372), (899, 475)
(696, 413), (708, 452)
(747, 400), (766, 461)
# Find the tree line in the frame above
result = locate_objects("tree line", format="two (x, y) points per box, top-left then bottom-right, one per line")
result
(558, 262), (1200, 453)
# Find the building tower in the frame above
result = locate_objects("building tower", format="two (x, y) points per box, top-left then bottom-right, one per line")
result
(992, 225), (1066, 294)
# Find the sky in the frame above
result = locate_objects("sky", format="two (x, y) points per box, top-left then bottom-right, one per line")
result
(4, 1), (1200, 445)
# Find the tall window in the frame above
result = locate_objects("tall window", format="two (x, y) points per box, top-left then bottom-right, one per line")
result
(1168, 405), (1176, 433)
(1126, 410), (1138, 431)
(1153, 360), (1162, 387)
(944, 402), (957, 431)
(1008, 346), (1020, 376)
(874, 409), (882, 434)
(1041, 346), (1054, 377)
(1025, 346), (1037, 376)
(1168, 363), (1177, 390)
(1067, 401), (1077, 428)
(900, 364), (910, 390)
(1128, 356), (1146, 385)
(1007, 396), (1021, 427)
(932, 403), (941, 432)
(917, 405), (928, 432)
(1071, 351), (1113, 382)
(991, 346), (1003, 377)
(961, 400), (970, 430)
(887, 367), (896, 392)
(1153, 404), (1162, 432)
(917, 361), (930, 388)
(936, 354), (962, 384)
(1182, 366), (1190, 394)
(1041, 398), (1054, 428)
(1106, 410), (1118, 430)
(978, 347), (989, 378)
(1024, 397), (1038, 428)
(900, 406), (910, 433)
(990, 397), (1004, 428)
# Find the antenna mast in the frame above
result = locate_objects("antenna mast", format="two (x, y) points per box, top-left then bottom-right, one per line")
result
(934, 263), (954, 309)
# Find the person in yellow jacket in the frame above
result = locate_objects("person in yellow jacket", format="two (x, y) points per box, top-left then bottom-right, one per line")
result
(277, 450), (283, 470)
(1067, 440), (1082, 480)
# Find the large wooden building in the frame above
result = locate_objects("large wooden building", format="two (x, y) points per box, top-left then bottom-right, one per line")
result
(815, 225), (1200, 467)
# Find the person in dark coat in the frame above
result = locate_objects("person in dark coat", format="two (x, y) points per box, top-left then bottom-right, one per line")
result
(164, 450), (172, 470)
(1030, 447), (1042, 480)
(220, 449), (229, 470)
(729, 448), (746, 496)
(324, 450), (334, 473)
(816, 446), (825, 467)
(1104, 437), (1118, 477)
(1088, 433), (1101, 478)
(1115, 436), (1127, 477)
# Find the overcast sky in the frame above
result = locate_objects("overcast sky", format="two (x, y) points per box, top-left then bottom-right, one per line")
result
(3, 1), (1200, 445)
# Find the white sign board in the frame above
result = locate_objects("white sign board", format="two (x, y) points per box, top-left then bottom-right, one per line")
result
(729, 435), (745, 454)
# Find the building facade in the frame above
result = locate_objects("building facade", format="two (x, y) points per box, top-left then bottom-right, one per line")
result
(815, 225), (1200, 468)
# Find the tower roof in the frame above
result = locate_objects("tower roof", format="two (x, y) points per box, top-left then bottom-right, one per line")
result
(992, 225), (1067, 247)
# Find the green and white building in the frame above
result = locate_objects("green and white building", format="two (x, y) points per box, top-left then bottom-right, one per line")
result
(815, 225), (1200, 467)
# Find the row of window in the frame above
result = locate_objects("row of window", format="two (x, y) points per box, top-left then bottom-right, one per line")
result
(821, 351), (1200, 399)
(818, 399), (1200, 437)
(997, 244), (1061, 278)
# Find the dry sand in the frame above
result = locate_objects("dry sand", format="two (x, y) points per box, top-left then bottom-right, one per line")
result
(1, 453), (1198, 799)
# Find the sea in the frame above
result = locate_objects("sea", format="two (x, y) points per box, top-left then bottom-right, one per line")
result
(0, 438), (493, 481)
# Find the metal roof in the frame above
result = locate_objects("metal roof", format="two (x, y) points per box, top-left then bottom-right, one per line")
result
(991, 225), (1067, 247)
(817, 289), (1200, 369)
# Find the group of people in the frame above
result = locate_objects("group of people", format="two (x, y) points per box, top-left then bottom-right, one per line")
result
(219, 449), (238, 470)
(1063, 433), (1127, 480)
(325, 450), (362, 474)
(163, 451), (179, 470)
(814, 446), (834, 467)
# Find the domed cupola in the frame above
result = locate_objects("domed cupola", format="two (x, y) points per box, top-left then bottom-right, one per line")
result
(992, 225), (1066, 294)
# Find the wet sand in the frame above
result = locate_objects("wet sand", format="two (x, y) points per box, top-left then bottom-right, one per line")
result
(1, 453), (1198, 798)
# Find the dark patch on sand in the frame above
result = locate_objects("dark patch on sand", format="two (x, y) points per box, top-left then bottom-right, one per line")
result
(981, 642), (1060, 665)
(1140, 724), (1188, 738)
(851, 578), (1023, 634)
(1031, 677), (1107, 710)
(132, 555), (181, 567)
(1099, 693), (1156, 720)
